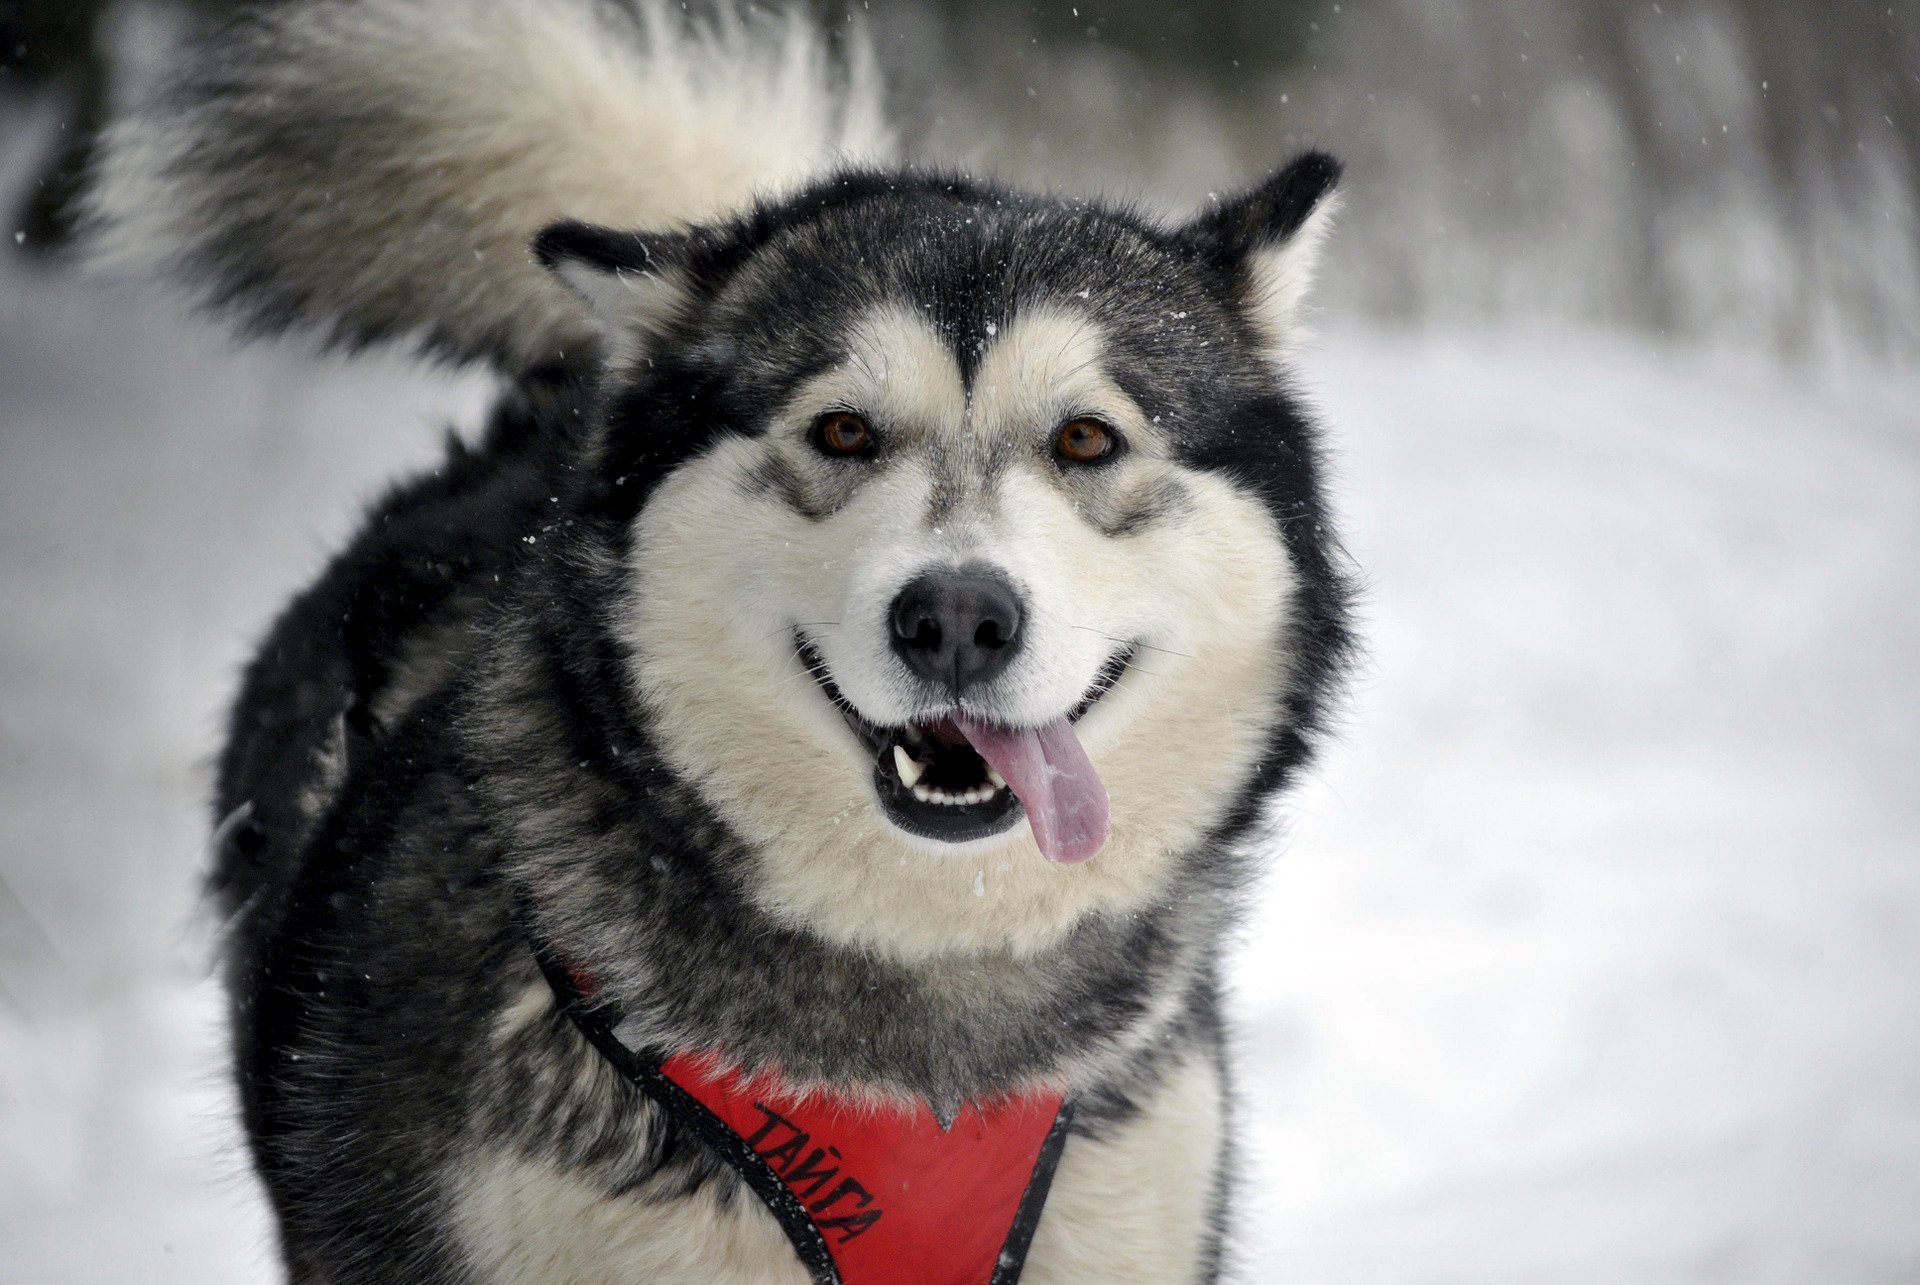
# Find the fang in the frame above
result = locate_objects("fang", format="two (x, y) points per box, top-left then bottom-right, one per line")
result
(893, 745), (927, 788)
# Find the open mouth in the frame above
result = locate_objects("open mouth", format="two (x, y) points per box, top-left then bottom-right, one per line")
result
(795, 633), (1131, 861)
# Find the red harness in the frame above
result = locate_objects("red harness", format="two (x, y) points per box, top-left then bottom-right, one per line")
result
(528, 927), (1072, 1285)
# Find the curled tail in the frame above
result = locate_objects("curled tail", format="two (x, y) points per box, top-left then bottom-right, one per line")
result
(88, 0), (892, 371)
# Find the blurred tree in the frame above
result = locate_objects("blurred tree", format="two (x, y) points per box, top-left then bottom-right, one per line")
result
(1, 0), (241, 258)
(1, 0), (117, 255)
(935, 0), (1325, 79)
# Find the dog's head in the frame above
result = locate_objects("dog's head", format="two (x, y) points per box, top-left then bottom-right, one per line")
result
(534, 156), (1351, 957)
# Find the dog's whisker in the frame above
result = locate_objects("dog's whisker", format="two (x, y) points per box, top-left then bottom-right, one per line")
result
(1068, 624), (1195, 662)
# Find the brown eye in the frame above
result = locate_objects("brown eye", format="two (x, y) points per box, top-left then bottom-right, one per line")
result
(812, 411), (873, 458)
(1055, 417), (1118, 465)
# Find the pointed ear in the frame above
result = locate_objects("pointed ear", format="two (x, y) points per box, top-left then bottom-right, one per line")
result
(1184, 150), (1343, 353)
(533, 220), (693, 363)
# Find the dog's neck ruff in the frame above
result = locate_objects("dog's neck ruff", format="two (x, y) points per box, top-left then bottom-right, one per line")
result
(527, 921), (1072, 1285)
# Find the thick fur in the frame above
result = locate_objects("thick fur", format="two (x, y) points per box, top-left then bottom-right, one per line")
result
(97, 3), (1355, 1280)
(88, 0), (892, 371)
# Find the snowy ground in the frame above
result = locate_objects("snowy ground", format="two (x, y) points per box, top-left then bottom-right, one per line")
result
(3, 250), (1918, 1282)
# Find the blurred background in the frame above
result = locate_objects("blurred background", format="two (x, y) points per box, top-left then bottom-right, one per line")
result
(3, 1), (1918, 1280)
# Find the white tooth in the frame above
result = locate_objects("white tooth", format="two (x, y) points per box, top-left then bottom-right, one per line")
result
(987, 767), (1007, 790)
(913, 783), (935, 803)
(893, 745), (926, 788)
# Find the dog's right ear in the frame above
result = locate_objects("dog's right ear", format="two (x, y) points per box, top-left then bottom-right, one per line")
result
(534, 221), (694, 361)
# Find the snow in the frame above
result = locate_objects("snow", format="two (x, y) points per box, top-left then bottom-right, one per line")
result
(4, 259), (1919, 1279)
(1232, 332), (1920, 1282)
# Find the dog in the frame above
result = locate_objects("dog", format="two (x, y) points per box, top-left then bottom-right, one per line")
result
(91, 1), (1354, 1279)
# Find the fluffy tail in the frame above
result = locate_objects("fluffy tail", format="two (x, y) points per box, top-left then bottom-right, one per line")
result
(88, 0), (892, 371)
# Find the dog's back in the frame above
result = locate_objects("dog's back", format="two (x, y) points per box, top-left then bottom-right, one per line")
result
(209, 374), (566, 947)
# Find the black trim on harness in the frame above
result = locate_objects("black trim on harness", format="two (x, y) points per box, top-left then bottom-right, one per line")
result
(524, 922), (843, 1285)
(989, 1098), (1074, 1285)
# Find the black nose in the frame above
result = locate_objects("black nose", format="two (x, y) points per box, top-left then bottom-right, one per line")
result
(889, 565), (1025, 694)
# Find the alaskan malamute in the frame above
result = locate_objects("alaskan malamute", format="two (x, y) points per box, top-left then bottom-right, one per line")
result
(92, 1), (1354, 1279)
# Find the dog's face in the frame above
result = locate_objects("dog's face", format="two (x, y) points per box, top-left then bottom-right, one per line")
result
(538, 159), (1347, 958)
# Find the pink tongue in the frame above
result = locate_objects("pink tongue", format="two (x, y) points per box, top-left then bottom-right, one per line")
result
(953, 715), (1109, 864)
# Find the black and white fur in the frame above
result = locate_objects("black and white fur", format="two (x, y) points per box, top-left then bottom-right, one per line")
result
(93, 1), (1355, 1279)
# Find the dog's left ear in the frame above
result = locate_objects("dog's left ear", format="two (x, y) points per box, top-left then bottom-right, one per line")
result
(534, 220), (695, 366)
(1183, 150), (1343, 353)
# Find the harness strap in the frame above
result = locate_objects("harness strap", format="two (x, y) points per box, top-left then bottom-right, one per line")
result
(526, 921), (1072, 1285)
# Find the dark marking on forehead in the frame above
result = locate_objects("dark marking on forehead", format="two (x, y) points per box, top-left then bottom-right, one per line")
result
(934, 251), (1010, 390)
(717, 182), (1174, 399)
(854, 230), (1012, 391)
